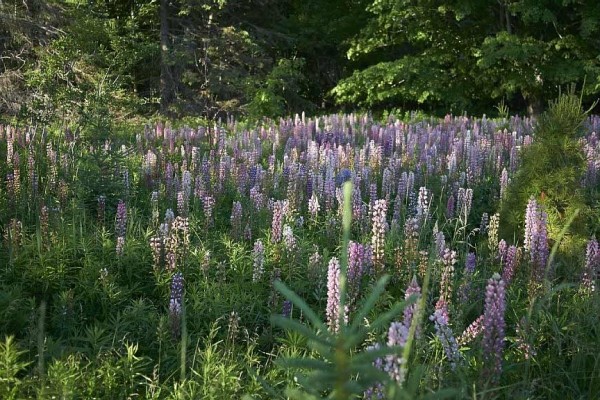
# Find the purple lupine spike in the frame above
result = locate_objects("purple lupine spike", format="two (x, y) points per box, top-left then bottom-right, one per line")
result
(514, 317), (536, 361)
(382, 168), (392, 201)
(116, 200), (127, 237)
(12, 152), (20, 197)
(202, 195), (215, 227)
(416, 186), (430, 222)
(500, 168), (509, 199)
(369, 182), (378, 206)
(282, 224), (296, 253)
(347, 241), (366, 304)
(249, 186), (264, 210)
(169, 272), (185, 337)
(435, 230), (446, 258)
(352, 181), (363, 221)
(498, 239), (508, 261)
(524, 196), (537, 252)
(282, 300), (292, 318)
(465, 252), (476, 274)
(524, 197), (549, 282)
(482, 273), (506, 382)
(403, 277), (421, 336)
(115, 200), (127, 256)
(308, 193), (320, 218)
(479, 213), (489, 235)
(177, 191), (186, 216)
(271, 200), (285, 243)
(458, 315), (484, 346)
(371, 199), (388, 274)
(439, 248), (457, 307)
(252, 239), (265, 283)
(40, 205), (49, 244)
(326, 257), (347, 333)
(429, 304), (460, 370)
(502, 245), (519, 285)
(446, 194), (455, 219)
(97, 195), (106, 224)
(363, 344), (386, 400)
(459, 253), (476, 311)
(150, 235), (163, 270)
(230, 201), (243, 239)
(580, 238), (599, 294)
(384, 321), (409, 383)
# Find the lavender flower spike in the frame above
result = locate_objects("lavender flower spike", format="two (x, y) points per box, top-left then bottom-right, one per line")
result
(482, 273), (506, 382)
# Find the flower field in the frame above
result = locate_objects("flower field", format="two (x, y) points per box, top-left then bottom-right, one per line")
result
(1, 107), (600, 398)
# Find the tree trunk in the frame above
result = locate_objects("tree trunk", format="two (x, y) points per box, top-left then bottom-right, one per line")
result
(160, 0), (174, 114)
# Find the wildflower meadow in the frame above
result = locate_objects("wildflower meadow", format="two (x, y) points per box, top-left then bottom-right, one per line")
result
(1, 93), (600, 399)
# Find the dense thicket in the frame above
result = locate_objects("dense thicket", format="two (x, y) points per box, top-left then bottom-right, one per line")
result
(1, 0), (600, 123)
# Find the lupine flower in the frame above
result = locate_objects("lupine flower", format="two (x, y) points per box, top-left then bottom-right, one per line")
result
(502, 245), (519, 284)
(416, 186), (430, 222)
(230, 201), (243, 239)
(4, 218), (23, 249)
(446, 194), (455, 219)
(403, 217), (420, 262)
(308, 193), (320, 218)
(347, 241), (366, 304)
(457, 187), (473, 221)
(438, 248), (457, 307)
(580, 238), (599, 294)
(249, 186), (264, 210)
(282, 224), (296, 253)
(326, 257), (347, 333)
(458, 252), (477, 304)
(308, 249), (323, 283)
(116, 200), (127, 237)
(488, 213), (500, 254)
(202, 195), (216, 227)
(282, 300), (292, 318)
(514, 317), (536, 361)
(430, 304), (460, 369)
(169, 272), (185, 337)
(363, 344), (386, 400)
(115, 200), (127, 255)
(498, 239), (507, 261)
(252, 239), (265, 282)
(482, 273), (506, 382)
(12, 152), (20, 197)
(465, 252), (476, 274)
(524, 197), (548, 282)
(151, 191), (159, 226)
(271, 200), (285, 243)
(479, 212), (489, 235)
(96, 195), (106, 224)
(164, 209), (175, 229)
(150, 235), (163, 270)
(384, 322), (409, 383)
(114, 235), (124, 256)
(371, 199), (388, 274)
(435, 230), (446, 258)
(500, 168), (509, 199)
(458, 315), (484, 346)
(40, 205), (49, 244)
(403, 277), (421, 337)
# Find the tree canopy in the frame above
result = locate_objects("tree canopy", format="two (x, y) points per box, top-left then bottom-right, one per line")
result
(1, 0), (599, 123)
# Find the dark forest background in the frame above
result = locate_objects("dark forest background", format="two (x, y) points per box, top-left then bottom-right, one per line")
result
(2, 0), (600, 125)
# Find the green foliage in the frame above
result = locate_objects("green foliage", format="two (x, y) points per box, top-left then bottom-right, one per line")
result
(500, 88), (595, 249)
(247, 58), (313, 120)
(0, 336), (30, 400)
(334, 0), (600, 114)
